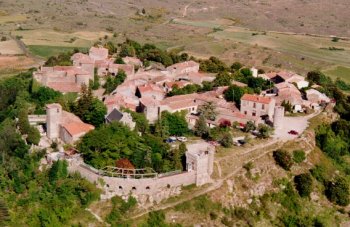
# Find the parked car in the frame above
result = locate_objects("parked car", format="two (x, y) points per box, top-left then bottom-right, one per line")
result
(288, 130), (299, 135)
(165, 137), (177, 143)
(238, 139), (246, 145)
(177, 136), (188, 142)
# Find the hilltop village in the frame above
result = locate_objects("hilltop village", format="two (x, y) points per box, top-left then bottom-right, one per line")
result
(2, 37), (350, 226)
(26, 42), (335, 204)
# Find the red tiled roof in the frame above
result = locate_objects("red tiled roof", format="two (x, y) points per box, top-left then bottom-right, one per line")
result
(61, 122), (94, 137)
(241, 94), (272, 104)
(47, 82), (81, 93)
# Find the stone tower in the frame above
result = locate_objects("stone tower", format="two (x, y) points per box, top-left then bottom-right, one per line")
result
(46, 103), (62, 139)
(273, 106), (285, 129)
(186, 142), (215, 186)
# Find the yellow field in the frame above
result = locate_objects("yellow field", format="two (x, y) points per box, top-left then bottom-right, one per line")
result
(0, 40), (24, 55)
(0, 14), (26, 24)
(12, 29), (112, 48)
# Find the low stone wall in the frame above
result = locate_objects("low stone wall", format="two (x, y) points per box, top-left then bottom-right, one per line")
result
(67, 158), (197, 204)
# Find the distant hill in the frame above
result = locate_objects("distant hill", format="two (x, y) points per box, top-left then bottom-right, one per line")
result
(0, 0), (349, 36)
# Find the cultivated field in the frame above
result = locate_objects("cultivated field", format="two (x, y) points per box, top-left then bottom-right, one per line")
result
(0, 0), (349, 80)
(0, 40), (24, 55)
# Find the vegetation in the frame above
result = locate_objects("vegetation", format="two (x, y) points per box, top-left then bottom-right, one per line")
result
(155, 111), (188, 137)
(103, 69), (127, 94)
(293, 150), (306, 164)
(294, 173), (313, 197)
(273, 149), (293, 171)
(72, 84), (107, 127)
(325, 177), (349, 206)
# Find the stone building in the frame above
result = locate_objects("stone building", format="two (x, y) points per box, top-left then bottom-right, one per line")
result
(240, 94), (276, 120)
(46, 103), (94, 144)
(67, 141), (215, 203)
(105, 108), (136, 130)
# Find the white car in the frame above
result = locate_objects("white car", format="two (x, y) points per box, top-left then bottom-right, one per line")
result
(177, 137), (188, 142)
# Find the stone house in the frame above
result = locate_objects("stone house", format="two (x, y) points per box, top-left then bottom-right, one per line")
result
(105, 108), (136, 130)
(166, 61), (200, 75)
(33, 66), (91, 93)
(240, 94), (276, 120)
(306, 89), (331, 107)
(46, 103), (94, 144)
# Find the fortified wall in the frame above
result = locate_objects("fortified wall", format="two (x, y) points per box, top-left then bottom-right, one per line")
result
(67, 142), (215, 204)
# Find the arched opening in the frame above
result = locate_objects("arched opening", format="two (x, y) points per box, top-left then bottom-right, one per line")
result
(167, 184), (171, 189)
(146, 186), (150, 190)
(132, 187), (136, 190)
(119, 186), (123, 190)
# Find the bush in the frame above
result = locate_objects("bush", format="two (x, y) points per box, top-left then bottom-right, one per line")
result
(294, 173), (313, 197)
(325, 177), (350, 206)
(310, 165), (327, 184)
(273, 149), (293, 171)
(293, 150), (306, 164)
(219, 132), (233, 148)
(26, 126), (41, 145)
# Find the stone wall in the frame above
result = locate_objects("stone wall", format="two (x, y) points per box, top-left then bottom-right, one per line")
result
(67, 158), (197, 204)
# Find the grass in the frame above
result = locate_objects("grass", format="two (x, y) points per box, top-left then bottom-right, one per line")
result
(210, 28), (350, 68)
(28, 45), (87, 58)
(0, 14), (26, 24)
(323, 66), (350, 83)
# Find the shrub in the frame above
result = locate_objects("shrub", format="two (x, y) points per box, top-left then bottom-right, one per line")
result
(294, 173), (313, 197)
(325, 177), (350, 206)
(293, 150), (306, 164)
(273, 149), (293, 171)
(310, 165), (327, 184)
(219, 132), (233, 148)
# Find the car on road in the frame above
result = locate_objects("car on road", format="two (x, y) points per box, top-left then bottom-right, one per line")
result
(177, 136), (187, 142)
(288, 130), (299, 135)
(165, 137), (177, 143)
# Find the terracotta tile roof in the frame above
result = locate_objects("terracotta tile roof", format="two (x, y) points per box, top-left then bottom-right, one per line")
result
(241, 94), (272, 104)
(164, 81), (188, 88)
(47, 82), (81, 93)
(46, 103), (62, 109)
(232, 80), (248, 87)
(167, 60), (199, 71)
(61, 122), (94, 137)
(140, 97), (160, 107)
(137, 84), (164, 94)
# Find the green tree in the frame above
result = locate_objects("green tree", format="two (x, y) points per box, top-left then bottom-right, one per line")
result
(194, 115), (209, 138)
(220, 132), (233, 148)
(160, 111), (188, 136)
(114, 56), (125, 64)
(73, 84), (107, 127)
(294, 173), (313, 197)
(224, 85), (245, 105)
(257, 124), (273, 139)
(213, 72), (233, 87)
(26, 126), (41, 145)
(49, 160), (68, 183)
(231, 62), (243, 71)
(198, 102), (218, 121)
(103, 70), (127, 94)
(325, 177), (350, 206)
(273, 149), (293, 171)
(243, 121), (256, 132)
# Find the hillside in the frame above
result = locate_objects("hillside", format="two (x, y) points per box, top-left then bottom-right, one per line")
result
(0, 0), (349, 36)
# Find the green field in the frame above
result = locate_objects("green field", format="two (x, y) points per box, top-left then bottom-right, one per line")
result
(324, 66), (350, 83)
(28, 45), (88, 58)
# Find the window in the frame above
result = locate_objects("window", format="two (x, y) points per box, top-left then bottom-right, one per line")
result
(119, 186), (123, 190)
(146, 186), (150, 190)
(262, 104), (265, 110)
(253, 103), (256, 108)
(132, 187), (136, 190)
(252, 111), (256, 117)
(244, 111), (247, 115)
